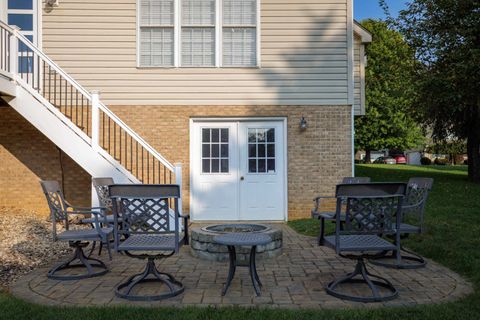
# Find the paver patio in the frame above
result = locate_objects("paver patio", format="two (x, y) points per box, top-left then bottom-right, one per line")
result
(9, 224), (472, 309)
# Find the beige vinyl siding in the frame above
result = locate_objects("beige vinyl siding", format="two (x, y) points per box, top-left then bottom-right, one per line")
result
(42, 0), (351, 106)
(353, 34), (362, 115)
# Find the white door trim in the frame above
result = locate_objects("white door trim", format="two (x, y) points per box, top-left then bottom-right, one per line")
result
(189, 117), (288, 221)
(1, 0), (42, 49)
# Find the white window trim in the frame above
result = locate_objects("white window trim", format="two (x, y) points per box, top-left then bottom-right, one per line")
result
(136, 0), (261, 68)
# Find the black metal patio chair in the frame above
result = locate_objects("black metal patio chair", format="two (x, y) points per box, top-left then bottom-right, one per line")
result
(82, 177), (118, 256)
(324, 183), (406, 302)
(109, 184), (185, 301)
(371, 177), (434, 269)
(312, 177), (371, 245)
(40, 180), (113, 280)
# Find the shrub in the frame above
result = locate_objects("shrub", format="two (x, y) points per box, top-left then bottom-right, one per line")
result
(420, 157), (432, 165)
(355, 159), (365, 164)
(434, 158), (448, 165)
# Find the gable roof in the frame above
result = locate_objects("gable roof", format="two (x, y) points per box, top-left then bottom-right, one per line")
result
(354, 20), (372, 43)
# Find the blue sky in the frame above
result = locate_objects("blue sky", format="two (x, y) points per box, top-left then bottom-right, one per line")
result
(354, 0), (409, 21)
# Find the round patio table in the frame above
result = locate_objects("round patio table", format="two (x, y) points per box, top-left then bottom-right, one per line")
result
(214, 233), (271, 296)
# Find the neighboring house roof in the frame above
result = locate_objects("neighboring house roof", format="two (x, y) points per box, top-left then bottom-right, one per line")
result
(354, 20), (373, 43)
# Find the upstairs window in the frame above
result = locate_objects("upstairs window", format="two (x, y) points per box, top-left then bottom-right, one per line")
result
(138, 0), (259, 68)
(181, 0), (216, 67)
(222, 0), (257, 67)
(139, 0), (175, 67)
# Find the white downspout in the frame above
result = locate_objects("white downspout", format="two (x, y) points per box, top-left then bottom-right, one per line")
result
(352, 105), (355, 177)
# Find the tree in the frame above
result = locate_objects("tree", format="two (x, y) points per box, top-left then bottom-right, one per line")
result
(426, 140), (467, 165)
(390, 0), (480, 181)
(354, 20), (424, 163)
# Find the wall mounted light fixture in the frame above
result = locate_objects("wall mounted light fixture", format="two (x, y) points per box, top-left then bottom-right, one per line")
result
(45, 0), (59, 8)
(300, 116), (308, 130)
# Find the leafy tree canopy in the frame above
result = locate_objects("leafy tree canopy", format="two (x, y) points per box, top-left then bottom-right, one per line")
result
(354, 19), (424, 161)
(388, 0), (480, 181)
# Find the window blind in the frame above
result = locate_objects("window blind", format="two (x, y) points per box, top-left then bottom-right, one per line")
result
(140, 27), (174, 66)
(181, 0), (216, 67)
(222, 27), (256, 67)
(139, 0), (174, 67)
(223, 0), (256, 25)
(182, 0), (215, 25)
(140, 0), (174, 25)
(222, 0), (257, 67)
(138, 0), (259, 68)
(182, 28), (215, 66)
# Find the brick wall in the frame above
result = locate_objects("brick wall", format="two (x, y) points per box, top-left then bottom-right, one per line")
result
(0, 103), (91, 217)
(0, 102), (352, 220)
(108, 105), (352, 220)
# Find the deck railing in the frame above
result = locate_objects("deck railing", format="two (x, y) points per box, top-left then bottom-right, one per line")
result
(0, 21), (181, 191)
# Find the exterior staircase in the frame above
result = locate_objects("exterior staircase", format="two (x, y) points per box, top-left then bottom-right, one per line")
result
(0, 22), (182, 205)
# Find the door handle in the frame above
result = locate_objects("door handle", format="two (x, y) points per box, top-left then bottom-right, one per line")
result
(240, 176), (245, 181)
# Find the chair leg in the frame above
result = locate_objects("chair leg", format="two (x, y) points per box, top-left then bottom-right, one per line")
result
(318, 218), (325, 246)
(105, 240), (113, 260)
(98, 241), (103, 256)
(48, 242), (108, 280)
(87, 241), (97, 257)
(370, 245), (427, 269)
(326, 258), (398, 303)
(183, 217), (189, 245)
(115, 258), (184, 301)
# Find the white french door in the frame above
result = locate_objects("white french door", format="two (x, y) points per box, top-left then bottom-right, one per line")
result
(191, 120), (286, 221)
(3, 0), (40, 83)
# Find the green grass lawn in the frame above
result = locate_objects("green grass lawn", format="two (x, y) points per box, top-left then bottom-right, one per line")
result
(2, 164), (480, 319)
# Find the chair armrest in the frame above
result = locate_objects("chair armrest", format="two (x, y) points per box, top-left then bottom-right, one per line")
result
(179, 213), (190, 219)
(312, 196), (337, 217)
(313, 195), (336, 202)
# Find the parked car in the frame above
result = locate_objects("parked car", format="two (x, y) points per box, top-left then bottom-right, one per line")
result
(373, 156), (397, 165)
(393, 155), (407, 164)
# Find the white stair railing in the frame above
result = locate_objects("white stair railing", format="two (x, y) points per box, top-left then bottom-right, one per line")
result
(0, 21), (181, 189)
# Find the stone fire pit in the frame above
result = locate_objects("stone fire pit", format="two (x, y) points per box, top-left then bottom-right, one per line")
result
(190, 224), (282, 262)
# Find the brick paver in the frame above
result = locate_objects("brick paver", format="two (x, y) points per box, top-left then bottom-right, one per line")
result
(10, 224), (473, 308)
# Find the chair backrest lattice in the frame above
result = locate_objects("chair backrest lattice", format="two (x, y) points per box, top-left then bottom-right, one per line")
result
(92, 177), (114, 211)
(402, 178), (433, 229)
(110, 184), (180, 237)
(40, 181), (68, 223)
(335, 183), (406, 236)
(119, 197), (171, 233)
(40, 180), (70, 240)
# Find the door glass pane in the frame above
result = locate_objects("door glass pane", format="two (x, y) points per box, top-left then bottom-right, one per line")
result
(221, 129), (229, 142)
(211, 129), (220, 142)
(248, 159), (256, 173)
(8, 14), (33, 31)
(8, 0), (33, 10)
(201, 128), (229, 173)
(202, 159), (210, 173)
(248, 128), (275, 173)
(221, 159), (229, 173)
(221, 144), (228, 157)
(202, 128), (210, 142)
(248, 144), (256, 157)
(18, 35), (34, 52)
(202, 144), (210, 157)
(267, 129), (275, 142)
(212, 159), (220, 173)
